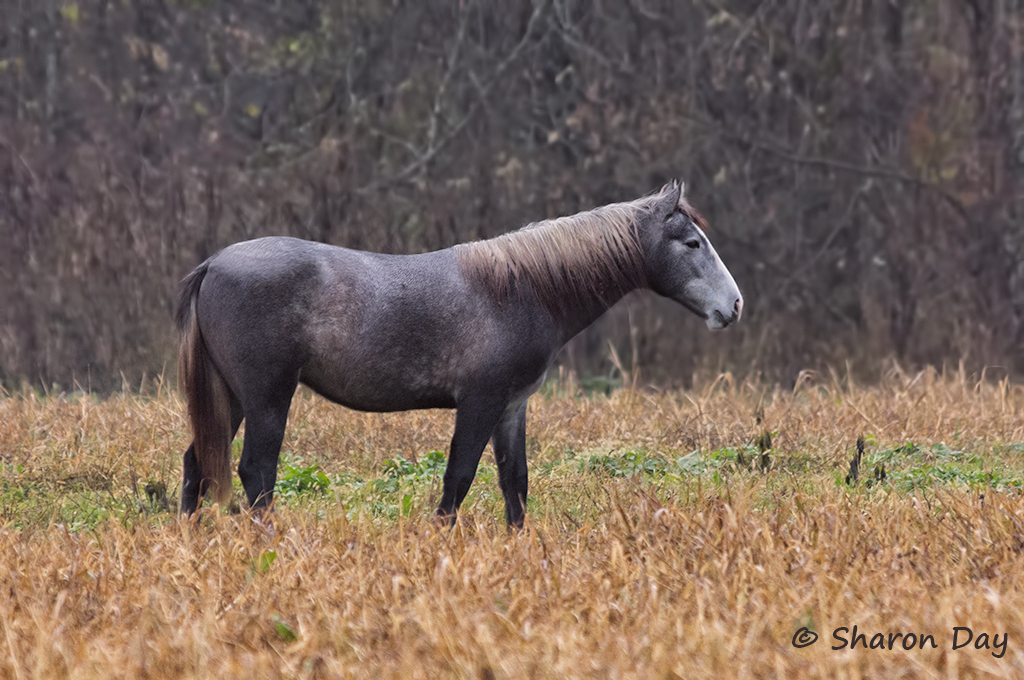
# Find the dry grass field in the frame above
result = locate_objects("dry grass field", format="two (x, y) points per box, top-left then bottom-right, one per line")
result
(2, 367), (1024, 678)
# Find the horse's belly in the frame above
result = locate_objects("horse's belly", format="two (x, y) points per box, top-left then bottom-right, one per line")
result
(299, 362), (457, 412)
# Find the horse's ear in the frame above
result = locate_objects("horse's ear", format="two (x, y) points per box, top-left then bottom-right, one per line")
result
(656, 181), (682, 217)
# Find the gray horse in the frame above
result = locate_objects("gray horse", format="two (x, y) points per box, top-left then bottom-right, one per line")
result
(176, 182), (742, 526)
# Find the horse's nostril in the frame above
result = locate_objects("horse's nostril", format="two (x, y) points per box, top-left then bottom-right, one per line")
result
(734, 297), (743, 318)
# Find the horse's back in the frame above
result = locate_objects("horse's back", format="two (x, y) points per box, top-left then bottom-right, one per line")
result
(194, 236), (509, 411)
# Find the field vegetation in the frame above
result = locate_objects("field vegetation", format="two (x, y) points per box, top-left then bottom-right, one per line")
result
(2, 367), (1024, 677)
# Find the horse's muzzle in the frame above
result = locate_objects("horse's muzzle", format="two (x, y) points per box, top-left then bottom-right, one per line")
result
(708, 297), (742, 330)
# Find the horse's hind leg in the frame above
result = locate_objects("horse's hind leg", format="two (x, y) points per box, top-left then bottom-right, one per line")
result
(492, 403), (528, 528)
(181, 396), (243, 515)
(438, 398), (507, 523)
(237, 379), (298, 511)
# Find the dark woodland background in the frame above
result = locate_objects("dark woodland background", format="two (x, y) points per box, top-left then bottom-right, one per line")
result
(2, 0), (1024, 392)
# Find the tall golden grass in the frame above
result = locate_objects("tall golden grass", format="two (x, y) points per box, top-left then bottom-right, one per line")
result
(2, 366), (1024, 678)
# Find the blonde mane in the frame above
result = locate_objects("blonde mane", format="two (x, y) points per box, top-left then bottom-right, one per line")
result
(455, 185), (703, 314)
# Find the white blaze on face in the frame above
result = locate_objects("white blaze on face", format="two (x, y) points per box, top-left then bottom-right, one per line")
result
(695, 225), (742, 329)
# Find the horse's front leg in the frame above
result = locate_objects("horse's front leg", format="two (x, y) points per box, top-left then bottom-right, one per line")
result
(437, 397), (507, 524)
(492, 402), (528, 528)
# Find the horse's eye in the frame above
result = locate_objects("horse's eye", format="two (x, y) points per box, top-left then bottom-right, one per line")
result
(685, 239), (700, 250)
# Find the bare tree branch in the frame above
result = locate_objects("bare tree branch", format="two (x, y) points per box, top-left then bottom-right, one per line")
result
(676, 111), (974, 226)
(424, 0), (475, 163)
(359, 0), (549, 193)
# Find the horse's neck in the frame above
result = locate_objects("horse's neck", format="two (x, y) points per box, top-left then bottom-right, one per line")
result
(551, 221), (648, 342)
(558, 278), (639, 344)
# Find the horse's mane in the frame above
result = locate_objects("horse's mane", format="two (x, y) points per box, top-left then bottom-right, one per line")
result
(455, 183), (705, 315)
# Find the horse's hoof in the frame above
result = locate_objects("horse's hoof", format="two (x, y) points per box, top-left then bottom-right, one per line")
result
(434, 510), (457, 529)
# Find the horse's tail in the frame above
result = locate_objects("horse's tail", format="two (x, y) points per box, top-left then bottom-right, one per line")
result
(176, 260), (233, 507)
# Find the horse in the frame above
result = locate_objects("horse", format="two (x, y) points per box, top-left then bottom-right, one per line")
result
(176, 181), (742, 527)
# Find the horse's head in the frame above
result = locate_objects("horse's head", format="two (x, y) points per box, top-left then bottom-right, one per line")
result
(642, 182), (743, 330)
